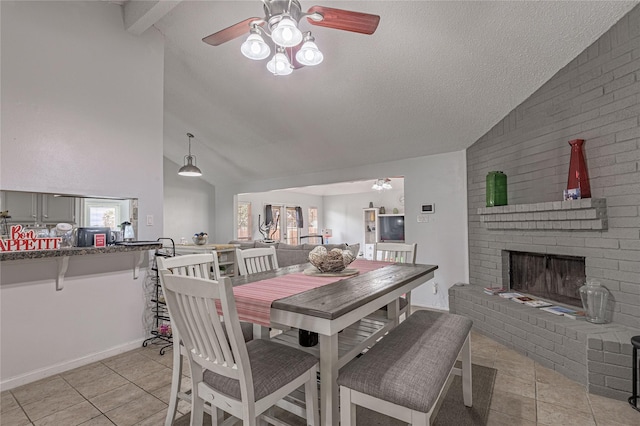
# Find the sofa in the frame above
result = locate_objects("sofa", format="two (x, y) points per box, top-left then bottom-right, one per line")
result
(229, 241), (361, 268)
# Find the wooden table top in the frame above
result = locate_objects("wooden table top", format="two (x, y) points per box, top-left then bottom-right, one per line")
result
(232, 262), (438, 320)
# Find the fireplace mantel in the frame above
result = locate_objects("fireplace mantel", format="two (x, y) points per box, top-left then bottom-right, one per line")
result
(477, 198), (607, 231)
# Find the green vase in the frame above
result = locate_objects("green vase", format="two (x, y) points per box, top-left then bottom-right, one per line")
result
(486, 171), (507, 207)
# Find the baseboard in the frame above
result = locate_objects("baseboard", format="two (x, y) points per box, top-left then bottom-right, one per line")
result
(0, 338), (146, 391)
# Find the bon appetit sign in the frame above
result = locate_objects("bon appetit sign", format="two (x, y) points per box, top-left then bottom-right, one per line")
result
(0, 225), (61, 252)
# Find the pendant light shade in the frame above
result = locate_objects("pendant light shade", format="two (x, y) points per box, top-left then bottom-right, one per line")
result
(241, 30), (270, 60)
(266, 50), (293, 75)
(296, 33), (323, 66)
(178, 133), (202, 177)
(271, 16), (303, 47)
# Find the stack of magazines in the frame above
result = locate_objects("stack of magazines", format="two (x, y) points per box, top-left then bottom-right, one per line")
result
(481, 287), (585, 318)
(540, 305), (586, 319)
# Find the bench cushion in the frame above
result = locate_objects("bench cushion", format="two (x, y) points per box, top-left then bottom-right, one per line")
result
(337, 310), (472, 413)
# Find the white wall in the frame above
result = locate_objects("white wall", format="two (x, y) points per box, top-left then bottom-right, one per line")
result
(323, 188), (404, 249)
(163, 157), (216, 243)
(237, 191), (324, 242)
(216, 151), (468, 310)
(0, 1), (165, 388)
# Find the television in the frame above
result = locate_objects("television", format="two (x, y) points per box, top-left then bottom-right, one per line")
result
(378, 214), (405, 242)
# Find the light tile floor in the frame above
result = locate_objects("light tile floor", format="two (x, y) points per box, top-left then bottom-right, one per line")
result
(1, 331), (639, 425)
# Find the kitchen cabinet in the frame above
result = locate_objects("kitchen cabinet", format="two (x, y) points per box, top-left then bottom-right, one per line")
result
(0, 191), (76, 225)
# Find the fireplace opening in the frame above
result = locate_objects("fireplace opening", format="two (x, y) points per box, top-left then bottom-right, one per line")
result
(507, 251), (585, 307)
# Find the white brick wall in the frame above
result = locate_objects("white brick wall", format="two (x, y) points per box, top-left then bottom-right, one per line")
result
(466, 5), (640, 330)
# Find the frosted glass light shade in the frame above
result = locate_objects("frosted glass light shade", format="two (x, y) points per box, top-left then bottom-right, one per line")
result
(271, 17), (303, 47)
(266, 52), (293, 75)
(241, 33), (271, 60)
(295, 40), (323, 66)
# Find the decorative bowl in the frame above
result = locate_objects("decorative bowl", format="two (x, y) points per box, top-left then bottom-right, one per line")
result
(308, 246), (355, 273)
(192, 234), (208, 245)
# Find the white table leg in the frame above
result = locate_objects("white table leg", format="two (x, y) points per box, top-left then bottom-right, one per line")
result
(319, 333), (339, 426)
(253, 324), (270, 339)
(386, 298), (400, 327)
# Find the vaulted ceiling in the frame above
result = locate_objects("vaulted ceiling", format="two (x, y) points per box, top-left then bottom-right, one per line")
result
(123, 1), (638, 187)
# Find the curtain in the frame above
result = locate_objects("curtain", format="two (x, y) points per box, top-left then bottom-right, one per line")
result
(295, 206), (303, 228)
(264, 204), (272, 225)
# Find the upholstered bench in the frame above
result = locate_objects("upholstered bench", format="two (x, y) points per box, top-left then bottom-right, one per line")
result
(337, 310), (473, 426)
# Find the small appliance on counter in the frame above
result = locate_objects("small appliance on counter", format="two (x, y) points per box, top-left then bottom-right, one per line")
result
(75, 227), (111, 247)
(121, 221), (135, 242)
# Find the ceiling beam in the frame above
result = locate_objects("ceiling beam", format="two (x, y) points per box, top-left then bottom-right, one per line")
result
(123, 0), (182, 36)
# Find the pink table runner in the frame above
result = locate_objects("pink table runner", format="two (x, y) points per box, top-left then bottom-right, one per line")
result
(233, 259), (391, 326)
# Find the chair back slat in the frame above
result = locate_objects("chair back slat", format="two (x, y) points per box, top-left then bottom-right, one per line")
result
(157, 253), (220, 280)
(160, 272), (245, 380)
(236, 246), (279, 276)
(374, 242), (417, 264)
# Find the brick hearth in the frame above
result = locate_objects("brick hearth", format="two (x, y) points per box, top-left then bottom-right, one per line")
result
(449, 285), (636, 400)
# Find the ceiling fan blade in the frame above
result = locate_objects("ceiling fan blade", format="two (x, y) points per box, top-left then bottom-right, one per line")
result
(202, 17), (263, 46)
(306, 6), (380, 35)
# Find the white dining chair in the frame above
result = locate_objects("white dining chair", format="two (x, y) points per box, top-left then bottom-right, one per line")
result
(158, 271), (319, 426)
(157, 252), (253, 426)
(373, 242), (418, 320)
(236, 246), (279, 276)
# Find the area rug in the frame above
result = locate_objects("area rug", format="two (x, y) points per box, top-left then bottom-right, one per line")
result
(175, 363), (496, 425)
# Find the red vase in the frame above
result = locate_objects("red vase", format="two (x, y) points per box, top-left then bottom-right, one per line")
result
(567, 139), (591, 198)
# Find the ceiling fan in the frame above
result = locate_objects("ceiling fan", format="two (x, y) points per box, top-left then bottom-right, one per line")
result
(202, 0), (380, 75)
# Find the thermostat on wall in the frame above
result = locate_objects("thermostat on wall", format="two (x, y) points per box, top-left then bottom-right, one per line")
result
(421, 204), (435, 214)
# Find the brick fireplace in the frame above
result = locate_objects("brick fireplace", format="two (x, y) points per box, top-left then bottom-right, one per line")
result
(456, 6), (640, 401)
(507, 250), (585, 306)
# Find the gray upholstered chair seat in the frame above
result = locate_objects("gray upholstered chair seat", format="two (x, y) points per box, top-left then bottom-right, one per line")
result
(204, 339), (318, 401)
(337, 310), (472, 413)
(220, 320), (255, 342)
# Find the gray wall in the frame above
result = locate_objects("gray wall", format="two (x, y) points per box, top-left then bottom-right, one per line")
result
(466, 6), (640, 329)
(163, 157), (216, 243)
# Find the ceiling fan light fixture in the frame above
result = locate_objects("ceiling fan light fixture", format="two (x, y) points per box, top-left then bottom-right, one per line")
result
(271, 16), (303, 47)
(266, 50), (293, 75)
(372, 178), (392, 191)
(178, 133), (202, 177)
(241, 31), (270, 60)
(295, 34), (323, 66)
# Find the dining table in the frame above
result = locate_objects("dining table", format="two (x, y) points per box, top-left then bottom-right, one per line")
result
(230, 259), (438, 426)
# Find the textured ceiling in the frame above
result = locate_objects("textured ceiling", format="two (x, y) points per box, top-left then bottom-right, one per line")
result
(154, 1), (638, 187)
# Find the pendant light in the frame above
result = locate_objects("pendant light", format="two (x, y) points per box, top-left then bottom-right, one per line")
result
(178, 132), (202, 177)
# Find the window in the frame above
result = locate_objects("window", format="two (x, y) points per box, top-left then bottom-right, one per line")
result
(268, 205), (282, 242)
(81, 198), (130, 230)
(285, 207), (299, 244)
(308, 207), (318, 235)
(237, 202), (252, 240)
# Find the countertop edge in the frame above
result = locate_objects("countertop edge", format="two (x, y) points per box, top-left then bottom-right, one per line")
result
(0, 243), (162, 261)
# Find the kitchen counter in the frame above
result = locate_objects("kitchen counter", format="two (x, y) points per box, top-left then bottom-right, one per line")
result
(173, 243), (238, 251)
(0, 242), (162, 262)
(0, 242), (162, 290)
